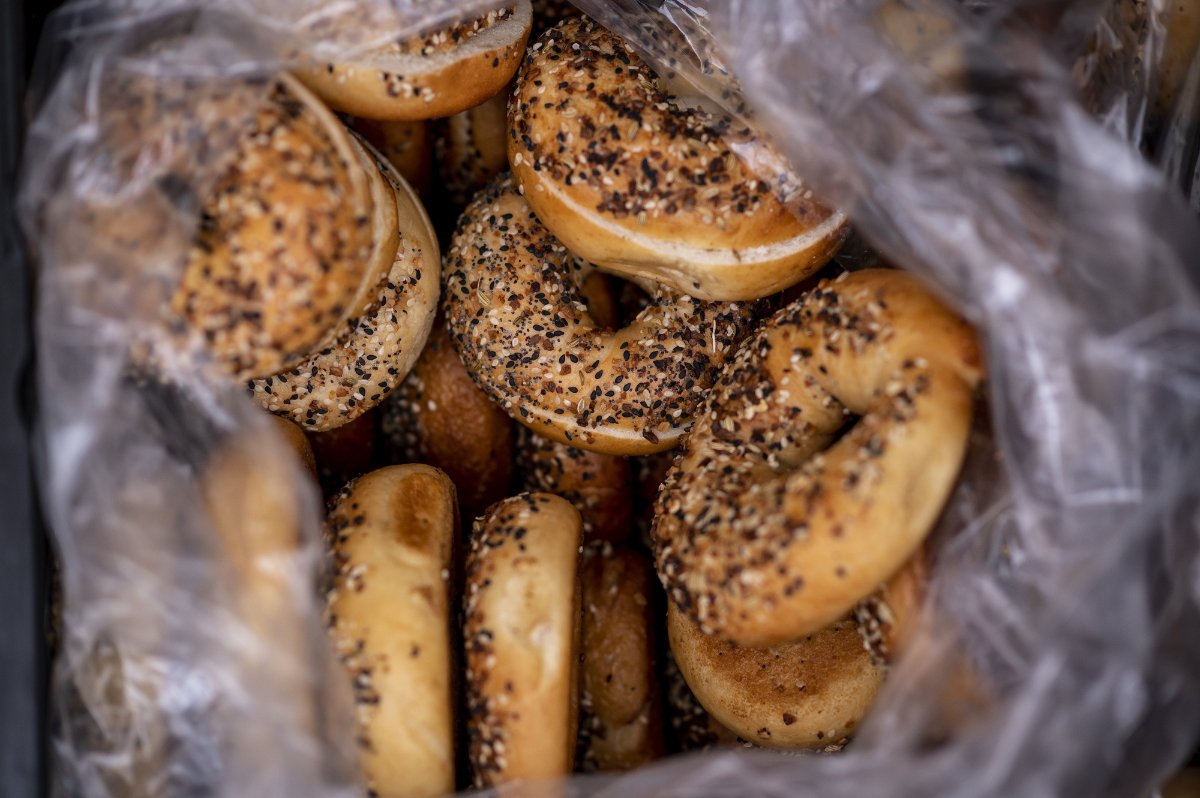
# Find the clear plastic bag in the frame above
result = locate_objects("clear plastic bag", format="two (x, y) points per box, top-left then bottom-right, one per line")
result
(19, 1), (1200, 796)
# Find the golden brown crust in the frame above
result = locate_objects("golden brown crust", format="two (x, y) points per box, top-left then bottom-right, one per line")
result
(668, 604), (883, 749)
(326, 465), (458, 798)
(516, 427), (633, 544)
(653, 270), (982, 646)
(509, 18), (848, 301)
(577, 546), (664, 771)
(379, 321), (516, 522)
(464, 493), (583, 788)
(663, 648), (745, 752)
(173, 75), (374, 379)
(436, 91), (511, 211)
(443, 175), (761, 455)
(249, 140), (440, 432)
(298, 3), (532, 121)
(350, 117), (434, 201)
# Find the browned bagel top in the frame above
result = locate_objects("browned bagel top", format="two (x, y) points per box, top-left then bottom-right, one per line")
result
(653, 270), (982, 646)
(510, 17), (838, 251)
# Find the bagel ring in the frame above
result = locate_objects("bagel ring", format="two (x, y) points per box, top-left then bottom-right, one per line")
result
(443, 175), (761, 455)
(509, 17), (848, 302)
(325, 465), (458, 798)
(250, 137), (440, 432)
(464, 493), (583, 788)
(653, 270), (981, 646)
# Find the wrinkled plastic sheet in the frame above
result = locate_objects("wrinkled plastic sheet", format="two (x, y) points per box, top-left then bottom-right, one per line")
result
(18, 0), (1200, 796)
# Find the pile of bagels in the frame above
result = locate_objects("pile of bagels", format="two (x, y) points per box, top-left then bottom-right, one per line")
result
(178, 2), (984, 796)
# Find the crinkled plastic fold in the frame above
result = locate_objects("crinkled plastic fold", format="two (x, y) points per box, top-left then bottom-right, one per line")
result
(18, 0), (1200, 796)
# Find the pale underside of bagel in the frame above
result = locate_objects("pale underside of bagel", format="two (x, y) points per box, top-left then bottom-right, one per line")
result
(513, 159), (849, 301)
(298, 1), (532, 121)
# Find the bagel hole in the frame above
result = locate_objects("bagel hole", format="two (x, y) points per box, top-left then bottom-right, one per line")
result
(578, 271), (652, 331)
(828, 413), (863, 447)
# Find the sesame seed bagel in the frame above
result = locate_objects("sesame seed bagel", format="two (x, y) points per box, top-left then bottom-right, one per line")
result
(577, 546), (664, 771)
(653, 270), (982, 647)
(508, 18), (848, 301)
(249, 140), (440, 432)
(326, 465), (458, 798)
(516, 426), (633, 544)
(298, 3), (532, 122)
(667, 603), (883, 749)
(443, 175), (761, 455)
(380, 321), (516, 522)
(173, 75), (374, 379)
(464, 493), (583, 788)
(436, 90), (510, 212)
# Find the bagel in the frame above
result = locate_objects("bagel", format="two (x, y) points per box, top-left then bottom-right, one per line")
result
(577, 546), (664, 771)
(307, 407), (378, 497)
(443, 175), (761, 456)
(173, 75), (375, 379)
(298, 3), (532, 122)
(265, 413), (318, 480)
(653, 269), (982, 646)
(854, 547), (930, 667)
(667, 603), (883, 749)
(351, 117), (434, 199)
(464, 493), (583, 788)
(436, 91), (510, 212)
(516, 426), (633, 544)
(508, 18), (848, 301)
(379, 321), (516, 522)
(326, 465), (458, 798)
(663, 649), (744, 752)
(249, 137), (439, 432)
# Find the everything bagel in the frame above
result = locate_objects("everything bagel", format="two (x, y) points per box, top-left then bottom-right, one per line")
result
(464, 493), (583, 788)
(299, 3), (532, 121)
(443, 175), (760, 455)
(173, 76), (375, 379)
(249, 138), (439, 432)
(653, 270), (981, 646)
(508, 18), (848, 301)
(325, 465), (458, 798)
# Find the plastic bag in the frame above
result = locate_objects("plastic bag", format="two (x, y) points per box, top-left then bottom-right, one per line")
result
(18, 0), (1200, 796)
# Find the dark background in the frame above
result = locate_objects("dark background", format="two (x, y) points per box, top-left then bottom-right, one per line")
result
(1, 1), (56, 796)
